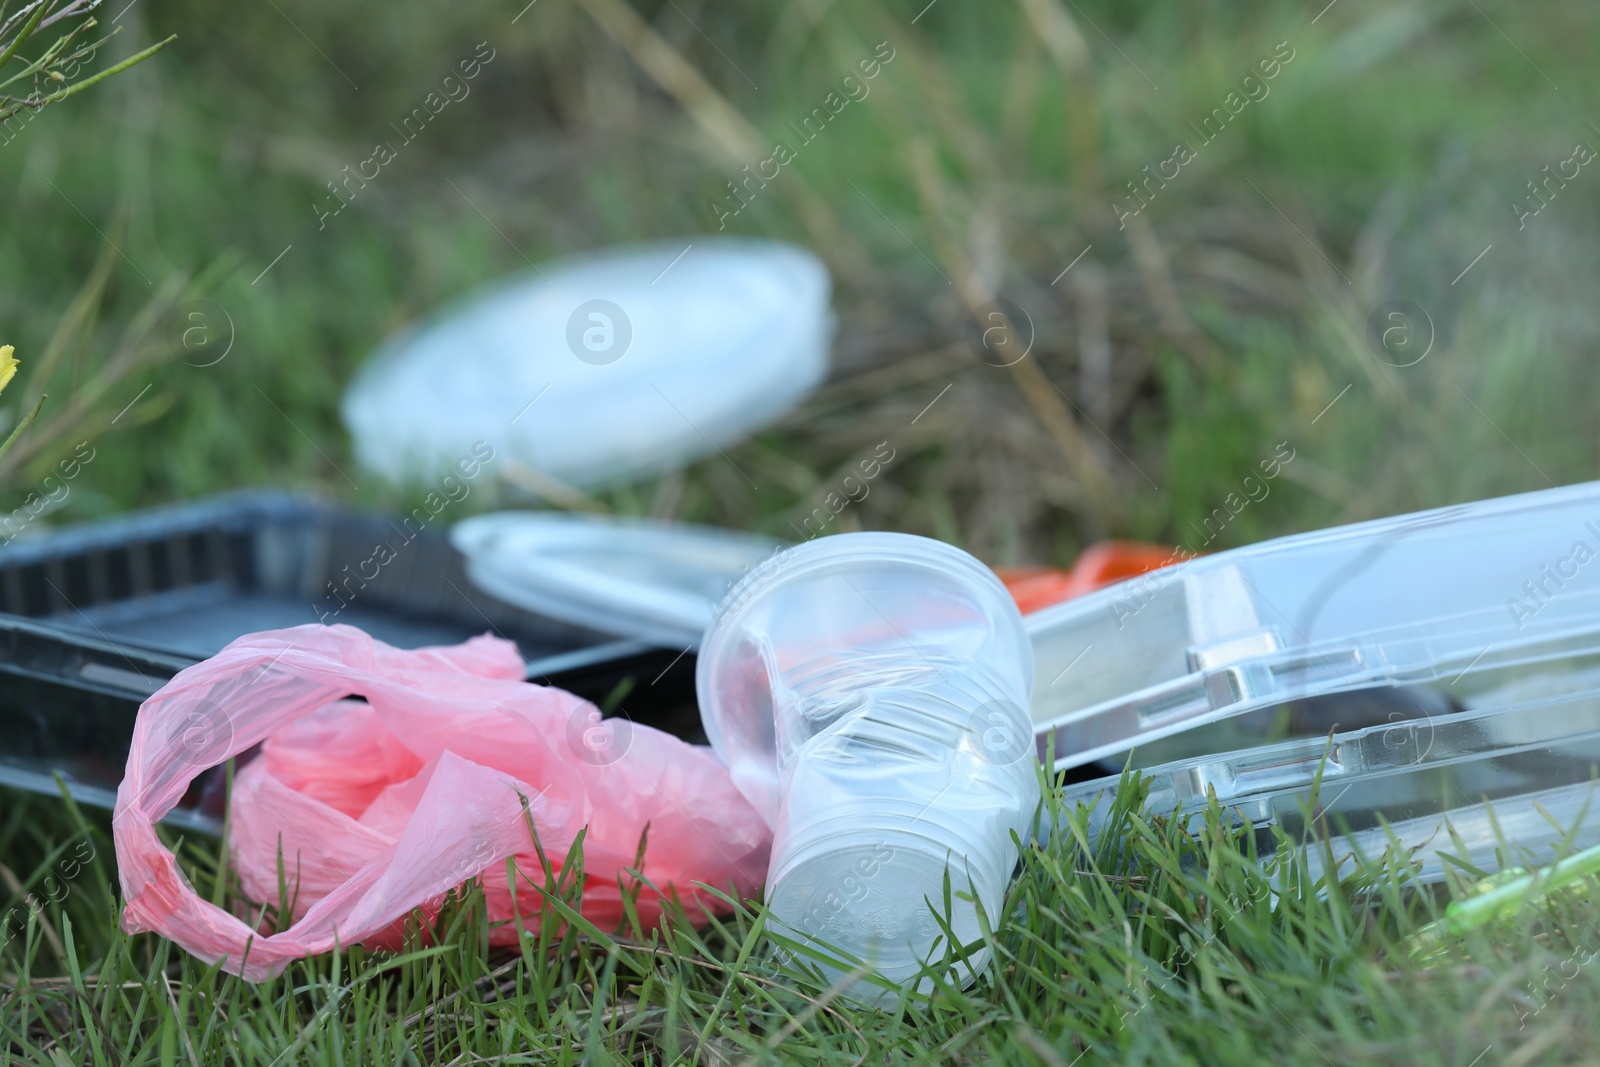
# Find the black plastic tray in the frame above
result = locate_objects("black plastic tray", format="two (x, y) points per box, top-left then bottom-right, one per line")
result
(0, 490), (628, 662)
(0, 491), (701, 830)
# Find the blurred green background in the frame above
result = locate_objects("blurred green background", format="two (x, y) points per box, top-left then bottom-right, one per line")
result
(4, 0), (1597, 568)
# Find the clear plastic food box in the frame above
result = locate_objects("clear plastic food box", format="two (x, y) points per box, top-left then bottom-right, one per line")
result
(1028, 480), (1600, 875)
(1059, 658), (1600, 880)
(1028, 480), (1600, 769)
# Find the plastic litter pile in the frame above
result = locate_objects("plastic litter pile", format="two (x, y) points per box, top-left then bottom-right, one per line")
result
(69, 240), (1600, 1000)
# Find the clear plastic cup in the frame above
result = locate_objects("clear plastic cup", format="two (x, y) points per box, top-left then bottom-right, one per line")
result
(696, 532), (1038, 1002)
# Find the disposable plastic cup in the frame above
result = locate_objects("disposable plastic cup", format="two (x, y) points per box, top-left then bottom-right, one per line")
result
(696, 533), (1038, 1003)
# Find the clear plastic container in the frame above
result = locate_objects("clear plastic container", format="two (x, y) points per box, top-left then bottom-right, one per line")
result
(1059, 656), (1600, 884)
(1025, 479), (1600, 882)
(697, 533), (1038, 1002)
(1027, 479), (1600, 771)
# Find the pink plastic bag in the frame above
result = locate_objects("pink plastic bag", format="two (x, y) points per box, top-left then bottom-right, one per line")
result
(113, 625), (771, 980)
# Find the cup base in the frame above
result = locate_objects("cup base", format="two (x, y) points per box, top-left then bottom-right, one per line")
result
(765, 826), (998, 1001)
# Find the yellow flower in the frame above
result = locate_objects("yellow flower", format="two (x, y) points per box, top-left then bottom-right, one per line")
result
(0, 346), (15, 396)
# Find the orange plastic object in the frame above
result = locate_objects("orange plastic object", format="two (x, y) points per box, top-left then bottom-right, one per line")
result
(997, 541), (1181, 614)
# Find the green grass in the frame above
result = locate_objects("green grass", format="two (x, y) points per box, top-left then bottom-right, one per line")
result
(7, 0), (1600, 1060)
(7, 767), (1600, 1065)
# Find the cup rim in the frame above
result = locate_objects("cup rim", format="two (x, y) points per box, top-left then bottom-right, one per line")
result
(696, 532), (1033, 756)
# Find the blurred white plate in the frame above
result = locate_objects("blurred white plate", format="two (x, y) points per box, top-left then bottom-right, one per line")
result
(342, 239), (832, 490)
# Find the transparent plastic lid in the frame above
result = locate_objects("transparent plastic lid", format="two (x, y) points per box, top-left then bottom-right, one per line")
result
(452, 512), (785, 648)
(1028, 479), (1600, 771)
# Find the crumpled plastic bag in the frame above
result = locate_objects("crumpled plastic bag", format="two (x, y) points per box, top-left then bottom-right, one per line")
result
(113, 624), (770, 980)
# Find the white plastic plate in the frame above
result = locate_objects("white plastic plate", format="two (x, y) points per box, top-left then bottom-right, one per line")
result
(343, 240), (832, 490)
